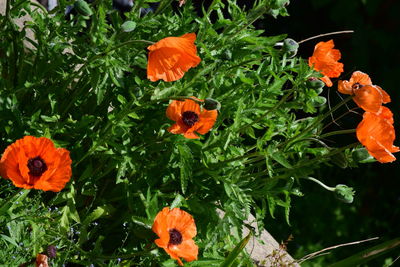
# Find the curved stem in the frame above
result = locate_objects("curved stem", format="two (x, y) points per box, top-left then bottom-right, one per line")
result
(298, 30), (354, 44)
(304, 177), (335, 191)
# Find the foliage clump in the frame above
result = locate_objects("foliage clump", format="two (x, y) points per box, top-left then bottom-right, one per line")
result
(0, 0), (395, 266)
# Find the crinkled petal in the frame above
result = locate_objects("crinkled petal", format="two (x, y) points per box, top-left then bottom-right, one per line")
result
(353, 85), (383, 112)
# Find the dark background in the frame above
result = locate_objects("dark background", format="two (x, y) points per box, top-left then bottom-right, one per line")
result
(260, 0), (400, 265)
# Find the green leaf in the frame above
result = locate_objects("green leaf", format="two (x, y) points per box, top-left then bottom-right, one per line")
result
(269, 147), (292, 169)
(79, 205), (113, 245)
(177, 143), (193, 195)
(170, 194), (185, 209)
(220, 232), (252, 267)
(0, 234), (18, 247)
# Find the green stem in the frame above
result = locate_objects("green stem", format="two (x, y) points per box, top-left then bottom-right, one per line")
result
(319, 129), (356, 139)
(277, 142), (359, 172)
(304, 177), (335, 191)
(5, 0), (11, 18)
(281, 96), (353, 149)
(210, 151), (261, 167)
(154, 0), (174, 15)
(96, 249), (157, 260)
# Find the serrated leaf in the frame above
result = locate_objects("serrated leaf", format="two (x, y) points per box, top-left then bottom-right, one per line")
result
(177, 143), (193, 194)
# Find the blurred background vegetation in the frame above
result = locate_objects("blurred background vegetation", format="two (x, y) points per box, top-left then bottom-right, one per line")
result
(260, 0), (400, 265)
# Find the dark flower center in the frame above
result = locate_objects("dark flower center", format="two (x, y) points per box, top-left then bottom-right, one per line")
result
(27, 156), (48, 177)
(182, 111), (199, 127)
(169, 228), (183, 245)
(352, 82), (362, 90)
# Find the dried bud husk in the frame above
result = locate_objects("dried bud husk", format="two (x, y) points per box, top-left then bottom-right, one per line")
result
(352, 148), (375, 163)
(283, 38), (299, 57)
(334, 184), (355, 204)
(204, 98), (221, 111)
(74, 0), (93, 16)
(47, 245), (57, 258)
(306, 77), (325, 90)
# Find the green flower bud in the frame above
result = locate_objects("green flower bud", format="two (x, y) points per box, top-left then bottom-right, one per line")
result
(352, 148), (375, 163)
(283, 38), (299, 57)
(204, 98), (221, 111)
(74, 0), (93, 17)
(334, 184), (355, 204)
(306, 77), (325, 90)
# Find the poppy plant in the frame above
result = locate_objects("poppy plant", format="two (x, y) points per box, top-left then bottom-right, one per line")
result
(152, 207), (198, 266)
(147, 33), (201, 82)
(356, 107), (399, 163)
(0, 136), (72, 192)
(338, 71), (390, 113)
(166, 98), (217, 139)
(308, 40), (344, 87)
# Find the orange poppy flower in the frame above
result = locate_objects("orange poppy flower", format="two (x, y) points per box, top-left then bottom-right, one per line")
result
(338, 71), (390, 113)
(166, 98), (217, 139)
(147, 33), (201, 82)
(308, 40), (344, 87)
(0, 136), (72, 192)
(356, 106), (399, 163)
(152, 207), (198, 266)
(35, 254), (49, 267)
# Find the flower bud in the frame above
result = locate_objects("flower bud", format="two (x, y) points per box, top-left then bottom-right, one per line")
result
(306, 77), (325, 90)
(204, 98), (221, 111)
(334, 184), (355, 204)
(283, 38), (299, 57)
(74, 0), (93, 16)
(352, 148), (375, 163)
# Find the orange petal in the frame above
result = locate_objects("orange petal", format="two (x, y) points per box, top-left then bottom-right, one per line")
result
(166, 100), (184, 121)
(181, 99), (201, 114)
(168, 239), (198, 263)
(375, 86), (391, 103)
(183, 132), (200, 139)
(320, 76), (333, 87)
(353, 85), (383, 112)
(377, 106), (394, 124)
(147, 48), (183, 82)
(153, 207), (170, 247)
(356, 109), (399, 163)
(195, 109), (218, 135)
(350, 71), (372, 85)
(147, 33), (201, 82)
(308, 40), (343, 80)
(338, 80), (353, 95)
(168, 123), (186, 135)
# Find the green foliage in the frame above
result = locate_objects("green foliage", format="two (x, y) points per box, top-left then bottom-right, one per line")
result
(0, 0), (369, 265)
